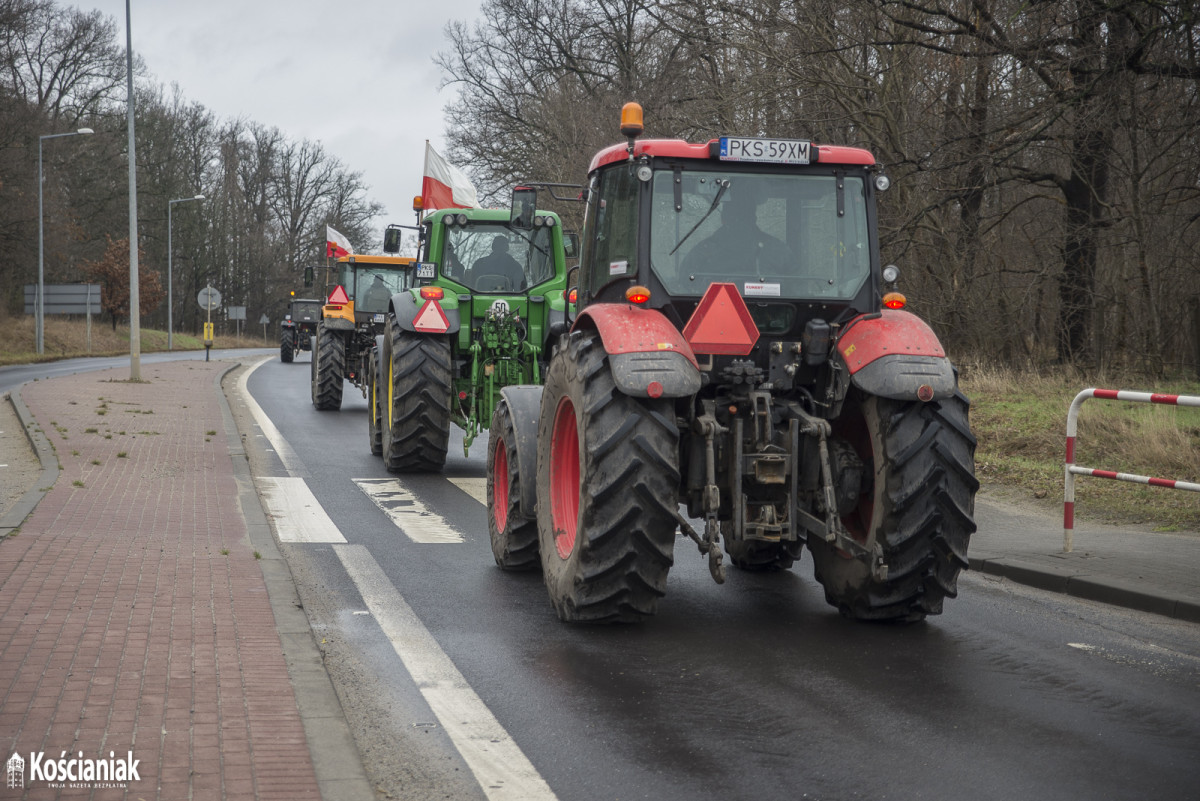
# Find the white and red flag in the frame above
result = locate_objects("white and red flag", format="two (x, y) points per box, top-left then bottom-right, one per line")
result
(421, 143), (481, 211)
(326, 225), (354, 258)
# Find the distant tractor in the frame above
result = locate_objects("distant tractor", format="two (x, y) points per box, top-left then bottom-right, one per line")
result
(311, 254), (417, 411)
(280, 294), (321, 362)
(367, 205), (576, 472)
(487, 104), (978, 623)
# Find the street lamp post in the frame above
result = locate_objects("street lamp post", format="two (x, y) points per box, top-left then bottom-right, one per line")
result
(167, 194), (204, 350)
(37, 127), (93, 355)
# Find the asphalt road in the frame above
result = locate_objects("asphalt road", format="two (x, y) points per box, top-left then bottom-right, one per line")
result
(237, 352), (1200, 801)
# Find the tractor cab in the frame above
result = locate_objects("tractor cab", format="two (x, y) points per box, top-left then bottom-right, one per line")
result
(326, 254), (417, 328)
(568, 115), (893, 342)
(417, 208), (561, 295)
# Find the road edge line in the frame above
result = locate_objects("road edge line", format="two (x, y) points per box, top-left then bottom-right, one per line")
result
(217, 361), (375, 801)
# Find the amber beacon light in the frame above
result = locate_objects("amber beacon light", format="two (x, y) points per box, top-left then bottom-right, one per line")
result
(620, 103), (644, 137)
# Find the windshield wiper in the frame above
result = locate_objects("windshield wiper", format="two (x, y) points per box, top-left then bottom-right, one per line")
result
(669, 179), (729, 256)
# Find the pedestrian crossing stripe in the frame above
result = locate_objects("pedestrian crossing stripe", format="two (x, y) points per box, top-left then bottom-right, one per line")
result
(354, 478), (465, 543)
(447, 477), (486, 505)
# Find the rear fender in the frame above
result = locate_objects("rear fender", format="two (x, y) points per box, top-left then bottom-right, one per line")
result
(574, 305), (701, 399)
(499, 386), (543, 519)
(389, 291), (461, 335)
(837, 309), (957, 401)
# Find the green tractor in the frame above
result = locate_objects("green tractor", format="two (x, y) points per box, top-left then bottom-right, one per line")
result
(368, 205), (577, 472)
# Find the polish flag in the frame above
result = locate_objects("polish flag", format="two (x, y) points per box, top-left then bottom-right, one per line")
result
(422, 143), (481, 211)
(326, 225), (354, 258)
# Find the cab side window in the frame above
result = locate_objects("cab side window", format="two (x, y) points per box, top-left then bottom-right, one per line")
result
(584, 166), (639, 297)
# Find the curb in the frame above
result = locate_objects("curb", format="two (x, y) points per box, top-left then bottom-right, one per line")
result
(214, 361), (375, 801)
(969, 554), (1200, 624)
(0, 390), (60, 539)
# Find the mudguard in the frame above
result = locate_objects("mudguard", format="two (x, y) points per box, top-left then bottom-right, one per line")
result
(499, 385), (543, 520)
(837, 309), (957, 401)
(575, 304), (701, 399)
(388, 291), (461, 335)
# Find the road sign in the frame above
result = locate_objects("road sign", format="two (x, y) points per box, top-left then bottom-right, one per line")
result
(198, 286), (222, 311)
(228, 306), (246, 321)
(259, 314), (270, 324)
(23, 284), (102, 315)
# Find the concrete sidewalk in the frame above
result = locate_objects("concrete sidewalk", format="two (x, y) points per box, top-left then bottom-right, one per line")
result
(0, 360), (371, 800)
(972, 492), (1200, 623)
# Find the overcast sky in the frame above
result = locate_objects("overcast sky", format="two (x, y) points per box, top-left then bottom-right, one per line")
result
(74, 0), (484, 252)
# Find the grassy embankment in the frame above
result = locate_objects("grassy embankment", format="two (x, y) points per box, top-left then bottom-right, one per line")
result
(960, 360), (1199, 532)
(3, 318), (1197, 530)
(0, 315), (275, 366)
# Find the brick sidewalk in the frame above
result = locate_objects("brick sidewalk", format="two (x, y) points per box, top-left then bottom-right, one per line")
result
(1, 361), (320, 799)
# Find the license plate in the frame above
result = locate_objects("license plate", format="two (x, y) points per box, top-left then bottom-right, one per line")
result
(719, 137), (811, 165)
(373, 314), (385, 323)
(416, 262), (437, 279)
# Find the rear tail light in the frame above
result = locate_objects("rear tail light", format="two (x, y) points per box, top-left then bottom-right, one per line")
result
(883, 292), (906, 309)
(420, 286), (445, 300)
(625, 285), (651, 304)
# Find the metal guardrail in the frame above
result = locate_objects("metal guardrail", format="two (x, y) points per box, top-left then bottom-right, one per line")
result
(1063, 388), (1200, 552)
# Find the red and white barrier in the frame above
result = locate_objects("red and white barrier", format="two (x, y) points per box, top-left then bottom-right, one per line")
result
(1064, 388), (1200, 552)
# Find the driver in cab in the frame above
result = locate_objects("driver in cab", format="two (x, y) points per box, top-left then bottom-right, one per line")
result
(682, 184), (795, 275)
(363, 274), (392, 312)
(470, 235), (526, 291)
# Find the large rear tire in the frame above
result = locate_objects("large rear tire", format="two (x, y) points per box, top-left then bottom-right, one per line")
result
(311, 323), (345, 411)
(810, 388), (977, 622)
(381, 317), (451, 473)
(280, 333), (294, 363)
(535, 331), (680, 623)
(488, 397), (539, 570)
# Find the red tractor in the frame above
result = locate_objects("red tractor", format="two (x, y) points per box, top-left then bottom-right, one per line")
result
(487, 104), (977, 623)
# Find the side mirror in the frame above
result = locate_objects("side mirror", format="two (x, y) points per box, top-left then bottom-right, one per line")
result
(510, 186), (537, 230)
(383, 225), (402, 254)
(563, 232), (580, 259)
(303, 266), (314, 288)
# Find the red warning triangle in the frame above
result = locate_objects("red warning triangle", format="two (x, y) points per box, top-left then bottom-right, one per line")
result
(412, 299), (450, 333)
(682, 283), (759, 355)
(327, 285), (350, 305)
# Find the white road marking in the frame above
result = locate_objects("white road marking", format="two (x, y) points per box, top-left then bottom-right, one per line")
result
(335, 544), (557, 801)
(354, 478), (465, 543)
(448, 477), (487, 506)
(239, 356), (308, 477)
(239, 364), (553, 796)
(257, 476), (347, 543)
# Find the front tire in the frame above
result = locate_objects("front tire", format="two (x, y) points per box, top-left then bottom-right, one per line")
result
(535, 331), (680, 623)
(488, 397), (539, 570)
(311, 323), (345, 411)
(380, 318), (452, 473)
(810, 388), (977, 622)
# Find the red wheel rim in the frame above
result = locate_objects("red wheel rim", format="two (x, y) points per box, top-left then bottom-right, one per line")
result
(493, 436), (509, 532)
(549, 396), (580, 558)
